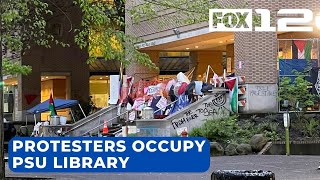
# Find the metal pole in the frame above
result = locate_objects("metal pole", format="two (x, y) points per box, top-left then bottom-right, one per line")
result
(285, 111), (290, 156)
(34, 114), (36, 126)
(285, 126), (290, 156)
(78, 104), (86, 117)
(69, 109), (75, 123)
(98, 115), (101, 137)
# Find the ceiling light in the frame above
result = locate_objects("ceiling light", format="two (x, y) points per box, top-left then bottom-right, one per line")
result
(195, 46), (199, 48)
(186, 48), (190, 50)
(230, 39), (234, 41)
(11, 84), (14, 86)
(46, 77), (48, 79)
(219, 41), (223, 43)
(100, 77), (103, 79)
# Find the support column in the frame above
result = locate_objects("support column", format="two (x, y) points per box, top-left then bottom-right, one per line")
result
(189, 52), (198, 81)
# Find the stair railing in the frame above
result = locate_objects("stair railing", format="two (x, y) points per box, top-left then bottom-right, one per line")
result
(62, 105), (118, 136)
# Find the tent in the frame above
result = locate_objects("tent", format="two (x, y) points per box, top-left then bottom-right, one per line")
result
(26, 99), (86, 125)
(27, 99), (79, 114)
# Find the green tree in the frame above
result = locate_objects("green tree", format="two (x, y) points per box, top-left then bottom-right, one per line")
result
(0, 0), (156, 178)
(74, 0), (156, 68)
(0, 0), (65, 177)
(279, 74), (317, 121)
(129, 1), (261, 28)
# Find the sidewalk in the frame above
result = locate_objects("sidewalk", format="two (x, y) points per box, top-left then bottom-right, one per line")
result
(6, 155), (320, 180)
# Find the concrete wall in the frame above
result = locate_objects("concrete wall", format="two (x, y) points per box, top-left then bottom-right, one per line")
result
(245, 84), (278, 113)
(135, 94), (231, 136)
(169, 94), (230, 135)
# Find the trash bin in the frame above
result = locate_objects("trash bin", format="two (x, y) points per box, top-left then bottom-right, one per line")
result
(50, 116), (60, 125)
(211, 170), (275, 180)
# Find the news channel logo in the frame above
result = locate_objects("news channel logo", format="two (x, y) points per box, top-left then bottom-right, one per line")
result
(209, 9), (320, 32)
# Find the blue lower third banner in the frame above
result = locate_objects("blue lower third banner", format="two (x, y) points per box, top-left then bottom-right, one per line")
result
(9, 137), (210, 173)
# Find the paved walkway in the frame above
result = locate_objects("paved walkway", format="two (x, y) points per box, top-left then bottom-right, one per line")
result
(6, 155), (320, 180)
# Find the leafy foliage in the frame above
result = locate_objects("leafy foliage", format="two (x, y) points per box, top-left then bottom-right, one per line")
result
(189, 116), (281, 143)
(279, 76), (316, 111)
(129, 1), (262, 31)
(302, 118), (320, 137)
(74, 0), (156, 69)
(189, 116), (256, 144)
(256, 121), (280, 141)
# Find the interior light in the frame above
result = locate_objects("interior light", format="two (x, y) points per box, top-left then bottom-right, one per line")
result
(316, 15), (320, 29)
(195, 46), (199, 48)
(100, 77), (103, 79)
(186, 48), (190, 50)
(219, 41), (223, 43)
(46, 77), (48, 79)
(230, 39), (234, 41)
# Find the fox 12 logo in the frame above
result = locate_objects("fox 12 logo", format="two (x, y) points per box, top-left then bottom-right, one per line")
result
(209, 9), (320, 32)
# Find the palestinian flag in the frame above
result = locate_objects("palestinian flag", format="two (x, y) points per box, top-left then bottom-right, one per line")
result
(225, 78), (238, 113)
(49, 91), (57, 116)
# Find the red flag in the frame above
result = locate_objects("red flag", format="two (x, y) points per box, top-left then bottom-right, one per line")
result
(225, 78), (236, 91)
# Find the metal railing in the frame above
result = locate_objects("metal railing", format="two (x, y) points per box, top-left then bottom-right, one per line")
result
(62, 105), (118, 136)
(81, 110), (128, 136)
(80, 90), (230, 136)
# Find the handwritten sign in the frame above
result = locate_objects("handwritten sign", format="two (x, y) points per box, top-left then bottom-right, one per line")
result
(129, 111), (136, 121)
(133, 98), (145, 110)
(147, 86), (160, 95)
(156, 97), (167, 110)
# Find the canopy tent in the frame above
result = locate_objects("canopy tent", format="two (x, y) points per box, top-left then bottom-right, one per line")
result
(26, 98), (87, 126)
(27, 99), (79, 114)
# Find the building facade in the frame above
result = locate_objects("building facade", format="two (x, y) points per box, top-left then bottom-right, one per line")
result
(5, 0), (320, 122)
(126, 0), (320, 113)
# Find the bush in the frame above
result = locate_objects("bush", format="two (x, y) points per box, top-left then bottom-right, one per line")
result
(189, 116), (255, 144)
(188, 127), (202, 137)
(302, 118), (320, 137)
(189, 116), (281, 143)
(257, 121), (280, 141)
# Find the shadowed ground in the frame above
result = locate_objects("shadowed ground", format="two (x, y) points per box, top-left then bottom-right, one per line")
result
(6, 155), (320, 180)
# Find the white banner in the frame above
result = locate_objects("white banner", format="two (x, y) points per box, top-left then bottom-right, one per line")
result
(109, 75), (120, 105)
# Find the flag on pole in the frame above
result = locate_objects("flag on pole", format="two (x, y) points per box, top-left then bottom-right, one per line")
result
(49, 90), (57, 116)
(225, 78), (238, 113)
(213, 73), (219, 87)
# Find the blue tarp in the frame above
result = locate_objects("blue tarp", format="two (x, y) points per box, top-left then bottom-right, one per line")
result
(27, 99), (79, 114)
(279, 59), (318, 76)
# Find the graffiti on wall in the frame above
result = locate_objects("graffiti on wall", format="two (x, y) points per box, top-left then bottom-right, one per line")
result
(249, 85), (277, 97)
(171, 94), (229, 129)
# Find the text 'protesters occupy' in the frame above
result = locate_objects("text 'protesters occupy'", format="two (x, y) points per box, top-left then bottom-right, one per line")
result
(9, 137), (210, 173)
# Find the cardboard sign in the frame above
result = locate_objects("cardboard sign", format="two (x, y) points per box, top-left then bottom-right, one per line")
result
(156, 97), (167, 110)
(133, 98), (145, 110)
(109, 75), (120, 105)
(147, 86), (160, 95)
(129, 111), (136, 121)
